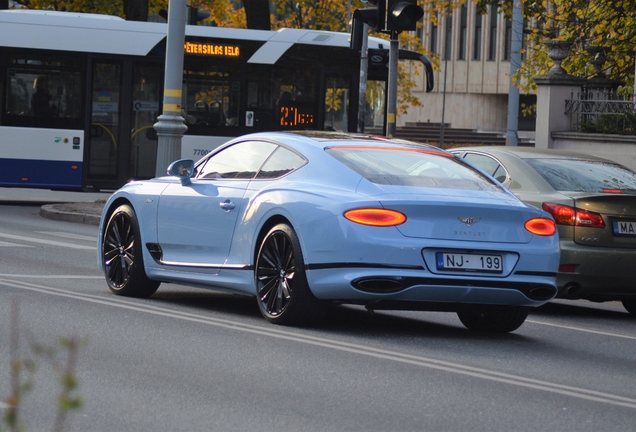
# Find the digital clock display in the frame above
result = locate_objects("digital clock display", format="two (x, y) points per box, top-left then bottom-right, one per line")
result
(279, 104), (315, 128)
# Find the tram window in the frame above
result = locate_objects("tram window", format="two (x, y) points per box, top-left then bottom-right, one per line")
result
(4, 67), (81, 127)
(324, 76), (351, 132)
(246, 66), (318, 131)
(182, 70), (238, 129)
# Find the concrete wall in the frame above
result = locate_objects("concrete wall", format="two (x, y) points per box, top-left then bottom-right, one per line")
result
(551, 132), (636, 172)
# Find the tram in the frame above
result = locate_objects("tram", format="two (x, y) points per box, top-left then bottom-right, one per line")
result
(0, 9), (431, 190)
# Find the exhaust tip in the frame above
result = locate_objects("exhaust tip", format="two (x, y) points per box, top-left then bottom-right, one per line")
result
(561, 283), (582, 299)
(528, 285), (558, 301)
(353, 277), (405, 293)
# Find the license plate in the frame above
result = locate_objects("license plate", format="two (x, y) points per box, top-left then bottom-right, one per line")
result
(436, 252), (502, 273)
(613, 220), (636, 236)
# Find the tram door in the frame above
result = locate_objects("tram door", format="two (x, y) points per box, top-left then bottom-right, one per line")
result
(86, 60), (122, 190)
(129, 62), (161, 180)
(86, 60), (162, 190)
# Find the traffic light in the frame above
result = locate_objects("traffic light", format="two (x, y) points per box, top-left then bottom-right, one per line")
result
(352, 0), (385, 32)
(350, 0), (386, 50)
(386, 0), (423, 32)
(188, 5), (210, 25)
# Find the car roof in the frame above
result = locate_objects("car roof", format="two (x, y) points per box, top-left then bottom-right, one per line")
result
(450, 145), (615, 163)
(231, 130), (448, 152)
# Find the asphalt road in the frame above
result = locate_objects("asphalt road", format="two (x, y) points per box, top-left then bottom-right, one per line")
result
(1, 204), (635, 431)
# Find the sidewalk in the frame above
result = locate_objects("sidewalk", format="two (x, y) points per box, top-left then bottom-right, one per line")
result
(0, 187), (112, 226)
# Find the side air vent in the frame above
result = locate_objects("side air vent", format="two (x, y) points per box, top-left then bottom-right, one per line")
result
(146, 243), (162, 263)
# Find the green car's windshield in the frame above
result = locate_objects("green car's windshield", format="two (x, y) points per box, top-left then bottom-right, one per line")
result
(527, 158), (636, 193)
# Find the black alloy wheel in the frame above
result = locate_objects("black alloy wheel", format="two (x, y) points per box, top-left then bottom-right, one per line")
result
(102, 204), (159, 298)
(457, 305), (529, 333)
(255, 223), (326, 326)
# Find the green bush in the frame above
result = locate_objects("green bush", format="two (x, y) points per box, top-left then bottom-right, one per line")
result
(580, 111), (636, 135)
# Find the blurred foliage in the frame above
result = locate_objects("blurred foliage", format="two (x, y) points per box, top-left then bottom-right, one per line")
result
(466, 0), (636, 95)
(580, 112), (636, 135)
(2, 301), (85, 432)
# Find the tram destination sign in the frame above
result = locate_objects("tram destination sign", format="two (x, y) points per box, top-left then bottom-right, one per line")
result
(184, 42), (240, 57)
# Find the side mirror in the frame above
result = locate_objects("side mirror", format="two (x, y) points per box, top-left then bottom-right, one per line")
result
(167, 159), (195, 185)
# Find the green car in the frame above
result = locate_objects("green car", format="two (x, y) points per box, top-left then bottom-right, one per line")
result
(451, 146), (636, 315)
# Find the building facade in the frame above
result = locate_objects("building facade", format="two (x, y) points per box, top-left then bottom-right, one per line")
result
(402, 3), (536, 134)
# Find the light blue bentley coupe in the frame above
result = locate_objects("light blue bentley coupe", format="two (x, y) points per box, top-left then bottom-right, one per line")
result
(98, 132), (559, 333)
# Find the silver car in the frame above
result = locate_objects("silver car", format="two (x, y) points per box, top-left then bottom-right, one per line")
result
(451, 146), (636, 315)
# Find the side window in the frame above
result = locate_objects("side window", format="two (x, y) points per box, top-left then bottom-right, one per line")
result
(197, 141), (277, 179)
(464, 153), (506, 181)
(4, 54), (82, 129)
(255, 146), (306, 179)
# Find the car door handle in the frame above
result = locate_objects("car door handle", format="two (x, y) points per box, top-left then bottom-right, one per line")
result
(219, 200), (236, 211)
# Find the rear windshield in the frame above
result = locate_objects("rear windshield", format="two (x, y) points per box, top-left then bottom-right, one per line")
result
(526, 158), (636, 193)
(325, 146), (503, 191)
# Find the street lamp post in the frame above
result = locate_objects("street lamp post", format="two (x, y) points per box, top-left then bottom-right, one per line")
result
(154, 0), (188, 177)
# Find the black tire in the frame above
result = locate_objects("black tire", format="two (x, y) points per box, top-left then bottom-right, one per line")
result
(622, 299), (636, 315)
(102, 204), (159, 298)
(457, 305), (529, 333)
(255, 223), (326, 326)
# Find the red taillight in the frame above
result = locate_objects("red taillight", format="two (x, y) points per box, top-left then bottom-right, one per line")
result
(525, 218), (557, 236)
(602, 189), (623, 194)
(575, 209), (605, 228)
(542, 203), (605, 228)
(559, 264), (576, 273)
(344, 208), (407, 226)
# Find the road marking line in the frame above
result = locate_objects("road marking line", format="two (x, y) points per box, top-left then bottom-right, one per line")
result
(0, 241), (32, 247)
(36, 231), (97, 242)
(2, 278), (636, 410)
(0, 232), (95, 250)
(526, 319), (636, 340)
(0, 274), (103, 279)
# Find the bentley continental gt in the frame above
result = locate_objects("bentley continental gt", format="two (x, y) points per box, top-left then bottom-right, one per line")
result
(98, 132), (560, 333)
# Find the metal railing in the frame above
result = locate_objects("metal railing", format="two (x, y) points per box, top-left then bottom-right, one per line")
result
(565, 89), (636, 134)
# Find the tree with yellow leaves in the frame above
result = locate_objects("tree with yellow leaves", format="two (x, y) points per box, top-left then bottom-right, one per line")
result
(468, 0), (636, 93)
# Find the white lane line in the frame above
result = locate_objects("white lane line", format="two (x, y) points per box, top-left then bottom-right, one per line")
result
(0, 274), (103, 279)
(0, 401), (10, 409)
(0, 241), (32, 247)
(0, 232), (95, 250)
(36, 231), (97, 242)
(3, 278), (636, 410)
(527, 319), (636, 341)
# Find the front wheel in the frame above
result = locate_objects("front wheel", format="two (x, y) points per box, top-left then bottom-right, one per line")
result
(622, 299), (636, 315)
(102, 204), (159, 298)
(255, 223), (326, 326)
(457, 305), (529, 333)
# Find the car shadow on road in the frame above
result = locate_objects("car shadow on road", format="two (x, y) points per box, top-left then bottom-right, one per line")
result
(149, 288), (536, 343)
(530, 300), (633, 322)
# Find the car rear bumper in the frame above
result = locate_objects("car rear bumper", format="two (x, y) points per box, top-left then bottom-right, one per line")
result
(306, 267), (557, 307)
(557, 240), (636, 301)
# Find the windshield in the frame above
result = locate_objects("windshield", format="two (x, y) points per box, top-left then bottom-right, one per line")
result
(326, 146), (503, 191)
(526, 158), (636, 193)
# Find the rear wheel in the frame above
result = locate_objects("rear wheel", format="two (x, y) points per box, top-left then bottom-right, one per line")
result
(102, 204), (159, 298)
(457, 305), (529, 333)
(255, 223), (326, 326)
(622, 299), (636, 315)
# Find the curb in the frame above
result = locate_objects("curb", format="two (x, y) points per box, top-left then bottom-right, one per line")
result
(40, 204), (102, 226)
